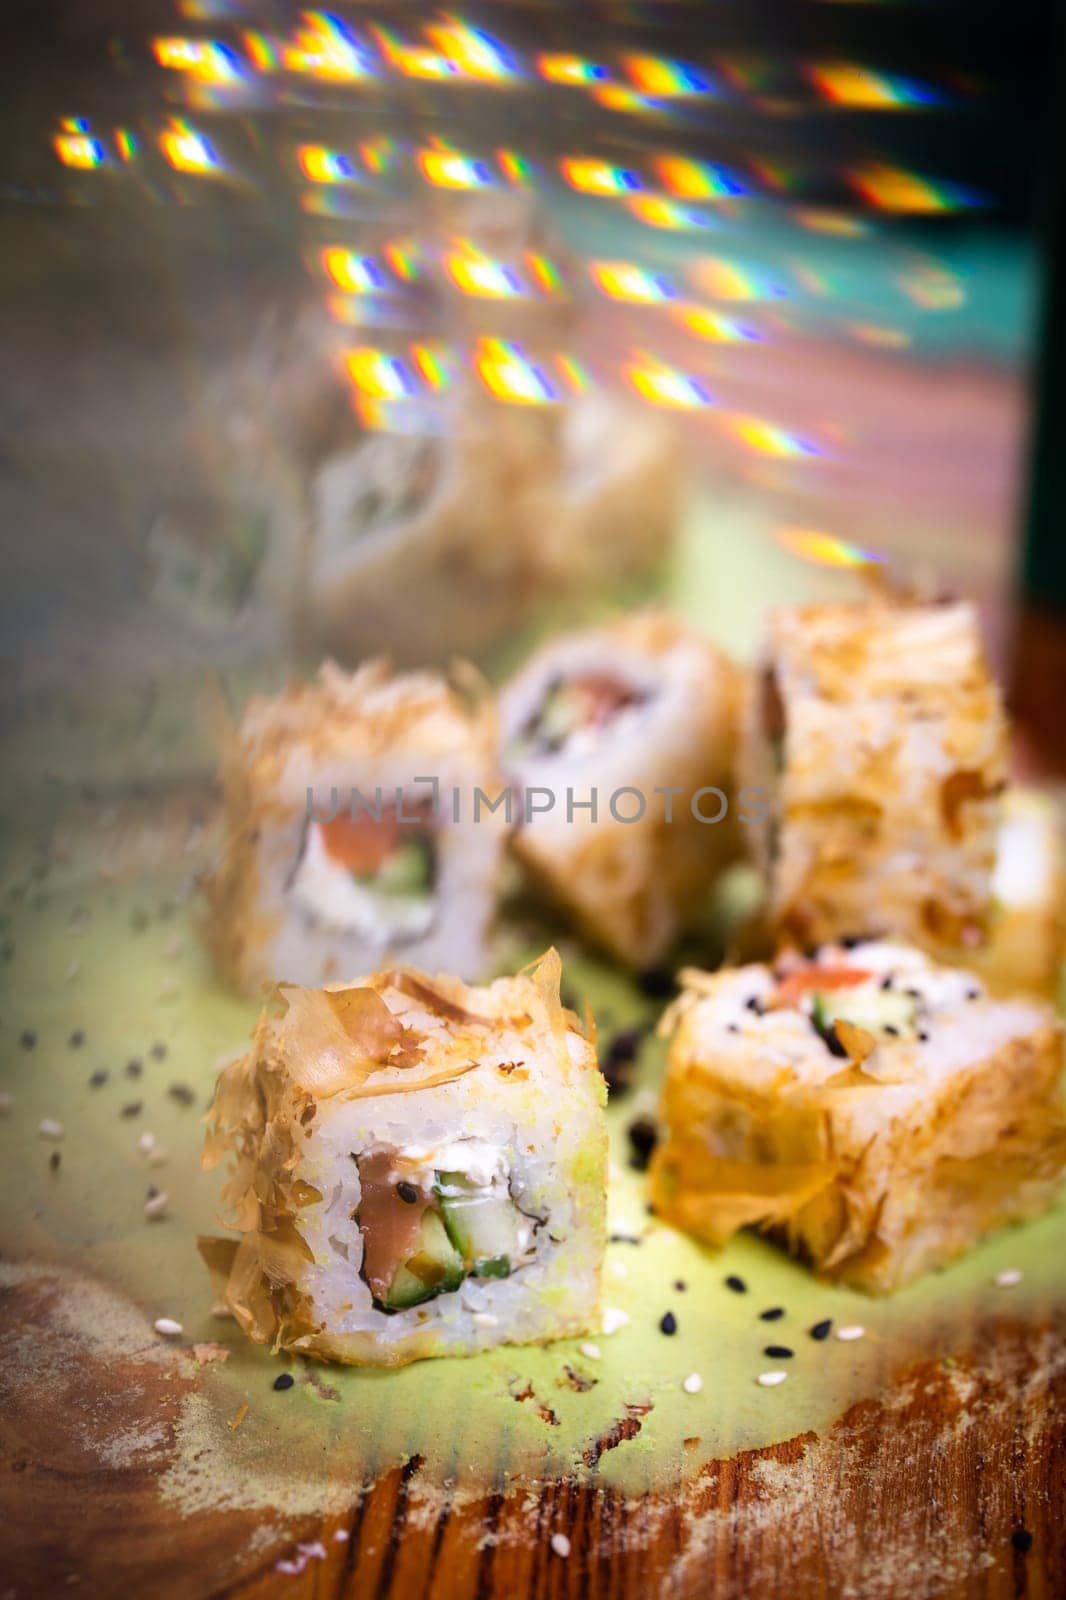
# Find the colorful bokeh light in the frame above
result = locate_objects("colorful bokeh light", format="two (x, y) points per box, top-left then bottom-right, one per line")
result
(626, 355), (714, 409)
(774, 527), (883, 568)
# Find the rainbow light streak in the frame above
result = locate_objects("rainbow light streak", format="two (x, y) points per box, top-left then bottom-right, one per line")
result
(691, 258), (786, 302)
(160, 118), (221, 174)
(724, 416), (819, 459)
(497, 149), (534, 186)
(526, 253), (561, 294)
(410, 343), (454, 391)
(537, 54), (608, 86)
(425, 15), (518, 82)
(371, 23), (450, 79)
(55, 122), (105, 168)
(243, 30), (281, 72)
(153, 37), (243, 85)
(626, 355), (713, 409)
(418, 148), (493, 188)
(299, 144), (359, 183)
(322, 248), (388, 293)
(848, 163), (979, 214)
(806, 62), (940, 109)
(627, 196), (714, 230)
(561, 158), (643, 196)
(555, 355), (590, 394)
(283, 12), (371, 81)
(115, 129), (138, 162)
(656, 154), (746, 200)
(360, 137), (397, 176)
(774, 527), (883, 568)
(589, 260), (675, 303)
(475, 339), (559, 405)
(383, 241), (420, 283)
(591, 85), (660, 116)
(791, 208), (870, 237)
(445, 246), (525, 299)
(345, 348), (418, 401)
(623, 55), (712, 97)
(897, 263), (965, 311)
(672, 304), (758, 343)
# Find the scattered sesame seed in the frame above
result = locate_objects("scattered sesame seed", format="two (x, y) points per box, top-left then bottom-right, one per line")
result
(764, 1345), (793, 1359)
(836, 1325), (865, 1342)
(550, 1533), (571, 1559)
(660, 1312), (678, 1336)
(126, 1060), (142, 1079)
(273, 1373), (295, 1391)
(579, 1342), (601, 1361)
(20, 1031), (36, 1051)
(137, 1131), (156, 1155)
(1011, 1527), (1033, 1553)
(472, 1312), (499, 1327)
(995, 1268), (1022, 1288)
(296, 1541), (326, 1561)
(49, 1150), (61, 1171)
(726, 1023), (740, 1034)
(609, 1260), (628, 1279)
(966, 987), (982, 1002)
(275, 1558), (302, 1576)
(602, 1306), (630, 1336)
(627, 1117), (659, 1172)
(154, 1317), (183, 1337)
(674, 1279), (687, 1292)
(809, 1319), (832, 1341)
(89, 1069), (108, 1088)
(38, 1118), (64, 1141)
(745, 996), (764, 1015)
(168, 1083), (196, 1107)
(757, 1371), (788, 1387)
(211, 1302), (234, 1320)
(682, 1372), (703, 1394)
(68, 1030), (84, 1048)
(333, 1529), (350, 1542)
(0, 1092), (12, 1115)
(759, 1307), (785, 1322)
(725, 1275), (747, 1294)
(144, 1191), (169, 1221)
(149, 1042), (167, 1060)
(637, 967), (676, 1000)
(917, 1031), (930, 1043)
(121, 1101), (143, 1118)
(883, 1024), (899, 1037)
(396, 1180), (419, 1204)
(880, 976), (894, 991)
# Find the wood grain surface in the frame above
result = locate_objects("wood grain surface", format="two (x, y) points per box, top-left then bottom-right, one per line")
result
(2, 1262), (1062, 1600)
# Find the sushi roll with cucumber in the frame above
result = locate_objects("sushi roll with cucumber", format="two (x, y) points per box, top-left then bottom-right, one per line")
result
(201, 950), (607, 1364)
(650, 940), (1065, 1292)
(205, 660), (507, 994)
(499, 613), (742, 967)
(742, 601), (1008, 954)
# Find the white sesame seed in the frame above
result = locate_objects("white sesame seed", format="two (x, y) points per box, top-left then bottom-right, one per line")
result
(154, 1317), (183, 1337)
(602, 1306), (630, 1336)
(0, 1092), (12, 1115)
(211, 1301), (234, 1320)
(994, 1268), (1022, 1288)
(137, 1131), (157, 1155)
(578, 1342), (601, 1361)
(296, 1542), (326, 1561)
(144, 1191), (169, 1220)
(38, 1118), (64, 1141)
(609, 1260), (629, 1279)
(472, 1312), (499, 1327)
(836, 1325), (866, 1342)
(550, 1533), (571, 1559)
(757, 1371), (788, 1387)
(333, 1529), (350, 1543)
(682, 1372), (703, 1394)
(275, 1558), (303, 1576)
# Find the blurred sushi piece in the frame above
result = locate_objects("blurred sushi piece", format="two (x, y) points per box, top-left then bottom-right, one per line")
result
(500, 612), (742, 966)
(205, 660), (507, 993)
(967, 787), (1064, 1000)
(741, 601), (1008, 953)
(201, 950), (607, 1365)
(650, 940), (1065, 1292)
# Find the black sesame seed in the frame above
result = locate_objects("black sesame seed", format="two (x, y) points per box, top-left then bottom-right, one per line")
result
(822, 1023), (849, 1059)
(1011, 1528), (1033, 1553)
(905, 988), (922, 1000)
(659, 1311), (678, 1336)
(918, 1031), (930, 1043)
(883, 1024), (899, 1037)
(880, 976), (894, 991)
(840, 935), (865, 950)
(49, 1150), (61, 1171)
(637, 967), (676, 1000)
(725, 1275), (747, 1294)
(273, 1373), (295, 1392)
(966, 987), (982, 1001)
(759, 1307), (785, 1322)
(89, 1069), (109, 1088)
(68, 1029), (84, 1049)
(600, 1027), (644, 1096)
(809, 1319), (832, 1341)
(149, 1042), (167, 1061)
(726, 1023), (740, 1034)
(609, 1232), (642, 1245)
(396, 1180), (419, 1204)
(674, 1280), (687, 1292)
(121, 1101), (143, 1117)
(764, 1344), (794, 1359)
(627, 1117), (659, 1172)
(744, 996), (764, 1015)
(168, 1083), (196, 1107)
(19, 1031), (36, 1051)
(126, 1060), (143, 1079)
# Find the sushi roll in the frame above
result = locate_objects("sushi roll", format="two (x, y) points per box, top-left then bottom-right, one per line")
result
(499, 613), (742, 967)
(201, 950), (607, 1365)
(205, 660), (507, 993)
(742, 601), (1008, 952)
(650, 940), (1065, 1292)
(969, 786), (1064, 999)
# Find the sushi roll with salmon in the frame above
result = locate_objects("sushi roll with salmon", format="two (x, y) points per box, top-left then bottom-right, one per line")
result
(205, 660), (507, 993)
(201, 950), (607, 1365)
(499, 613), (742, 967)
(742, 601), (1008, 953)
(650, 940), (1065, 1292)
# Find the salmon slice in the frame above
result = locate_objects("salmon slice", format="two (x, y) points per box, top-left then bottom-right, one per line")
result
(320, 800), (434, 876)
